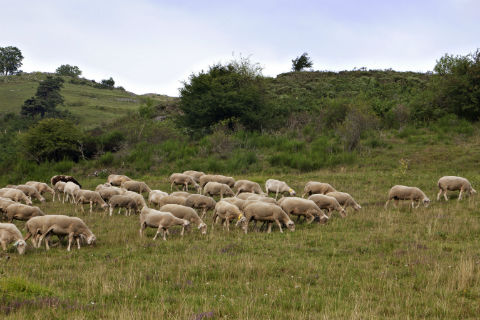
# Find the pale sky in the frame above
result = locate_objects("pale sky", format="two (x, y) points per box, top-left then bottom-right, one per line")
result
(1, 0), (479, 96)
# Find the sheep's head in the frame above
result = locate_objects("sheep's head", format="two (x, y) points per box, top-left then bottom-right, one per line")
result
(286, 220), (295, 232)
(198, 222), (207, 235)
(26, 198), (33, 205)
(319, 214), (329, 224)
(40, 197), (46, 203)
(354, 203), (362, 210)
(14, 240), (26, 255)
(423, 198), (431, 207)
(183, 220), (191, 227)
(470, 188), (477, 195)
(288, 188), (296, 196)
(86, 234), (96, 245)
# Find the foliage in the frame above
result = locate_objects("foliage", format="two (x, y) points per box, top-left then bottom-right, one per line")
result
(0, 46), (23, 75)
(291, 52), (313, 72)
(20, 76), (64, 118)
(100, 77), (115, 89)
(55, 64), (82, 77)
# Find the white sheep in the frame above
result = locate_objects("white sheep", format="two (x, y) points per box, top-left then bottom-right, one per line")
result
(64, 182), (80, 203)
(212, 200), (244, 231)
(5, 203), (45, 222)
(265, 179), (296, 199)
(234, 180), (265, 195)
(107, 174), (132, 186)
(326, 191), (361, 211)
(385, 185), (430, 209)
(156, 195), (187, 207)
(75, 190), (109, 213)
(302, 181), (336, 197)
(0, 223), (26, 254)
(12, 184), (46, 203)
(140, 207), (190, 240)
(308, 194), (347, 218)
(148, 190), (169, 208)
(53, 181), (66, 202)
(437, 176), (477, 201)
(199, 174), (235, 189)
(202, 182), (235, 199)
(160, 204), (208, 234)
(122, 190), (147, 210)
(182, 170), (205, 183)
(170, 191), (192, 198)
(26, 181), (55, 200)
(185, 194), (216, 218)
(169, 173), (201, 192)
(278, 197), (329, 224)
(109, 195), (138, 216)
(121, 180), (152, 194)
(0, 188), (32, 205)
(242, 202), (295, 234)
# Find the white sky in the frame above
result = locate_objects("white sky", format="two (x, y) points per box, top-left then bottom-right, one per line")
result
(1, 0), (479, 96)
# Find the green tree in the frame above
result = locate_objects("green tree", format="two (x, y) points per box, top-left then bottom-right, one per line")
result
(21, 76), (64, 118)
(292, 53), (313, 72)
(55, 64), (82, 77)
(0, 46), (24, 76)
(101, 77), (115, 88)
(178, 58), (270, 132)
(20, 118), (83, 162)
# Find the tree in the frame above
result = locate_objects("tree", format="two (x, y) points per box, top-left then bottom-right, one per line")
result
(0, 46), (24, 75)
(20, 118), (83, 162)
(178, 58), (271, 133)
(21, 76), (64, 118)
(101, 77), (115, 88)
(55, 64), (82, 77)
(291, 53), (313, 72)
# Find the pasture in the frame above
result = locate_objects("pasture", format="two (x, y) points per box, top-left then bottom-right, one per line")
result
(1, 168), (480, 319)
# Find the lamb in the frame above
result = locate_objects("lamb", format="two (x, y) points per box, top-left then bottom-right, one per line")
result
(326, 191), (361, 211)
(203, 182), (235, 199)
(75, 190), (109, 213)
(437, 176), (477, 201)
(385, 185), (430, 209)
(265, 179), (296, 199)
(169, 173), (201, 192)
(140, 207), (190, 240)
(308, 194), (347, 217)
(5, 203), (45, 222)
(53, 181), (66, 202)
(25, 181), (55, 198)
(63, 182), (80, 203)
(156, 195), (187, 207)
(109, 195), (138, 216)
(148, 190), (169, 208)
(160, 204), (207, 234)
(50, 175), (82, 188)
(182, 170), (205, 183)
(242, 202), (295, 234)
(12, 184), (46, 203)
(199, 174), (235, 189)
(122, 190), (147, 210)
(234, 180), (265, 195)
(0, 223), (26, 254)
(121, 180), (152, 194)
(302, 181), (336, 197)
(107, 174), (132, 186)
(0, 188), (32, 205)
(33, 215), (96, 251)
(170, 191), (192, 198)
(185, 194), (216, 218)
(212, 200), (244, 231)
(279, 197), (329, 224)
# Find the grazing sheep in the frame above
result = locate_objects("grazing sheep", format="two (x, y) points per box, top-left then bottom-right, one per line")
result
(148, 190), (169, 208)
(437, 176), (477, 201)
(212, 201), (244, 231)
(385, 185), (430, 209)
(25, 181), (54, 198)
(170, 191), (192, 198)
(75, 190), (108, 213)
(236, 192), (257, 200)
(222, 197), (254, 211)
(122, 190), (147, 210)
(326, 191), (361, 211)
(157, 195), (187, 207)
(98, 187), (124, 202)
(50, 175), (82, 188)
(265, 179), (296, 199)
(109, 195), (139, 216)
(302, 182), (336, 197)
(185, 194), (216, 218)
(308, 194), (346, 217)
(242, 202), (295, 234)
(0, 188), (32, 205)
(12, 184), (46, 203)
(169, 173), (201, 192)
(234, 180), (265, 195)
(53, 181), (66, 202)
(24, 216), (66, 249)
(203, 182), (235, 199)
(140, 207), (190, 240)
(63, 182), (80, 204)
(5, 203), (45, 222)
(121, 180), (152, 194)
(199, 174), (235, 189)
(279, 197), (329, 224)
(182, 170), (205, 183)
(34, 215), (96, 251)
(246, 194), (277, 204)
(0, 223), (26, 254)
(95, 183), (112, 191)
(160, 204), (207, 234)
(107, 174), (132, 186)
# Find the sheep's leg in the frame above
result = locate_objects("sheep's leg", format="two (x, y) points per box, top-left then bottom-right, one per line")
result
(67, 233), (74, 251)
(243, 217), (252, 234)
(267, 223), (272, 233)
(275, 189), (279, 200)
(393, 200), (399, 208)
(89, 201), (93, 214)
(444, 191), (448, 201)
(415, 201), (420, 208)
(1, 241), (6, 251)
(226, 218), (231, 232)
(180, 226), (185, 237)
(306, 214), (315, 224)
(458, 189), (463, 200)
(162, 228), (167, 241)
(275, 219), (283, 233)
(76, 237), (81, 250)
(437, 189), (443, 201)
(139, 223), (145, 237)
(153, 226), (162, 240)
(118, 208), (122, 215)
(109, 206), (113, 216)
(170, 183), (174, 191)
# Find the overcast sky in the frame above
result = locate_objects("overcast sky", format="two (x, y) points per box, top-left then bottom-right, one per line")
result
(1, 0), (479, 96)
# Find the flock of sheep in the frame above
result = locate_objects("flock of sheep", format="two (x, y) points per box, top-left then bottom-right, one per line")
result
(0, 171), (476, 255)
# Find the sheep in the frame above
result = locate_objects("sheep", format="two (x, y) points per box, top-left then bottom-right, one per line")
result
(0, 188), (32, 205)
(385, 185), (430, 209)
(12, 184), (46, 203)
(121, 180), (152, 194)
(148, 190), (168, 208)
(169, 173), (201, 192)
(50, 175), (82, 188)
(75, 190), (108, 213)
(5, 203), (45, 222)
(156, 195), (187, 207)
(98, 187), (125, 202)
(64, 182), (80, 203)
(108, 195), (138, 216)
(326, 191), (361, 211)
(199, 174), (235, 189)
(236, 192), (257, 200)
(25, 181), (55, 198)
(122, 190), (147, 210)
(437, 176), (477, 201)
(160, 204), (207, 234)
(302, 181), (336, 197)
(170, 191), (192, 198)
(140, 207), (190, 240)
(203, 182), (235, 199)
(308, 194), (347, 217)
(212, 201), (244, 231)
(0, 223), (26, 254)
(185, 194), (216, 218)
(95, 183), (112, 191)
(0, 197), (16, 217)
(265, 179), (296, 199)
(242, 202), (295, 234)
(24, 216), (66, 249)
(107, 174), (132, 186)
(182, 170), (205, 183)
(234, 180), (265, 195)
(34, 215), (96, 251)
(246, 194), (277, 204)
(278, 197), (329, 224)
(53, 181), (66, 202)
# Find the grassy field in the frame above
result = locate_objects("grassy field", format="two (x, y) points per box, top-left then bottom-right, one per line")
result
(1, 165), (480, 319)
